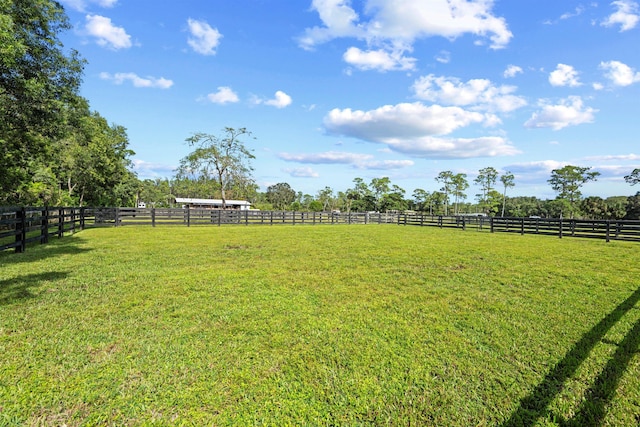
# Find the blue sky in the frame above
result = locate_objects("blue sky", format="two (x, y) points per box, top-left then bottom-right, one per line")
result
(59, 0), (640, 199)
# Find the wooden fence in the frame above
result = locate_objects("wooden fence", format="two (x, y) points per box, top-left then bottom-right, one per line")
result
(488, 216), (640, 242)
(2, 207), (639, 254)
(398, 213), (640, 242)
(83, 207), (398, 227)
(0, 207), (398, 253)
(0, 207), (85, 253)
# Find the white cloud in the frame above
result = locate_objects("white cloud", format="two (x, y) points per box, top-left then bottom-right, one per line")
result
(322, 102), (519, 159)
(99, 72), (173, 89)
(600, 60), (640, 86)
(324, 102), (490, 139)
(132, 159), (176, 178)
(435, 50), (451, 64)
(583, 153), (640, 161)
(258, 91), (293, 108)
(279, 151), (373, 164)
(387, 136), (520, 159)
(284, 167), (320, 178)
(206, 87), (239, 104)
(298, 0), (364, 49)
(84, 14), (131, 50)
(299, 0), (512, 71)
(524, 96), (597, 130)
(61, 0), (117, 12)
(279, 151), (414, 170)
(187, 19), (222, 55)
(602, 0), (639, 31)
(549, 64), (582, 87)
(504, 65), (523, 78)
(412, 75), (527, 113)
(343, 47), (416, 71)
(356, 160), (415, 170)
(507, 160), (566, 173)
(560, 6), (585, 20)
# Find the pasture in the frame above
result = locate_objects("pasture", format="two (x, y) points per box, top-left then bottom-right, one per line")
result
(0, 225), (639, 425)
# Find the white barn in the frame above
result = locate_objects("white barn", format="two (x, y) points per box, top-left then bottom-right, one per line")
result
(175, 198), (252, 211)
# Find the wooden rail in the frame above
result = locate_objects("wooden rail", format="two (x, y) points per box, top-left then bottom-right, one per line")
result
(0, 207), (85, 253)
(489, 217), (640, 242)
(0, 207), (398, 254)
(2, 207), (638, 255)
(398, 213), (640, 243)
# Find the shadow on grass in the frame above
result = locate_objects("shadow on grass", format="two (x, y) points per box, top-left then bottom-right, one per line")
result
(501, 287), (640, 426)
(0, 235), (91, 266)
(0, 271), (70, 306)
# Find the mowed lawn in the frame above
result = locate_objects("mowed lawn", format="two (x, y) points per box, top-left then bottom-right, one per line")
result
(0, 225), (639, 426)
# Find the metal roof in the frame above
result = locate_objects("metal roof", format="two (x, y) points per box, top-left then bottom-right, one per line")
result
(174, 198), (251, 206)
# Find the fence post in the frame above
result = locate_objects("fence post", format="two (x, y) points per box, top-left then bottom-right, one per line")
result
(15, 207), (26, 253)
(41, 207), (49, 244)
(70, 208), (76, 234)
(58, 208), (64, 237)
(490, 217), (494, 233)
(606, 220), (611, 243)
(152, 208), (156, 227)
(114, 208), (120, 227)
(187, 206), (191, 227)
(521, 218), (525, 235)
(559, 219), (563, 239)
(80, 207), (85, 230)
(245, 210), (249, 226)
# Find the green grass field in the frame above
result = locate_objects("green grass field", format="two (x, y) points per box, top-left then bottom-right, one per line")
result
(1, 225), (639, 426)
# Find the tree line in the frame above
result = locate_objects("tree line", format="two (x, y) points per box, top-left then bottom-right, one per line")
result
(137, 156), (640, 220)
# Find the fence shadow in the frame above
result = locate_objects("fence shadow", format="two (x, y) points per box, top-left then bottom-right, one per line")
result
(0, 271), (70, 306)
(0, 235), (91, 266)
(501, 286), (640, 426)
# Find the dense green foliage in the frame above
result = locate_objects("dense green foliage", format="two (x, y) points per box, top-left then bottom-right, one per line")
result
(1, 226), (638, 425)
(0, 0), (137, 206)
(548, 165), (601, 219)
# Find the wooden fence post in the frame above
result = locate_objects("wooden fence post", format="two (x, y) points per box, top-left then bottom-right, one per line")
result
(521, 218), (525, 235)
(114, 208), (120, 227)
(58, 208), (64, 237)
(152, 208), (156, 227)
(41, 207), (49, 244)
(186, 206), (191, 227)
(606, 220), (610, 243)
(80, 207), (86, 230)
(559, 219), (563, 239)
(490, 217), (494, 233)
(15, 207), (26, 253)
